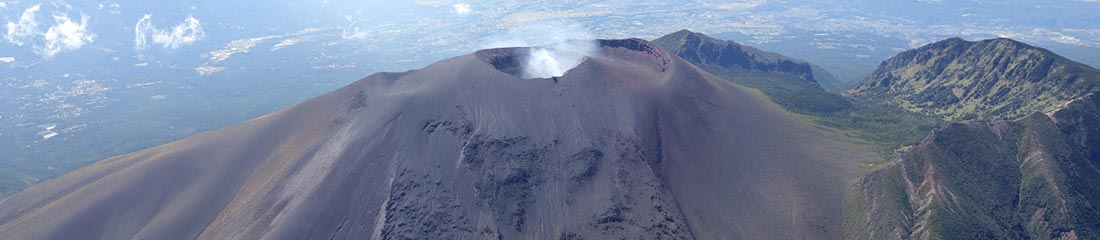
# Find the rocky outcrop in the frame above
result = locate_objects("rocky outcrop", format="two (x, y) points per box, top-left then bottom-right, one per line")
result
(654, 29), (821, 84)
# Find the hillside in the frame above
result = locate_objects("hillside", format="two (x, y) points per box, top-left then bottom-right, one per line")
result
(848, 93), (1100, 239)
(851, 38), (1100, 121)
(654, 30), (850, 114)
(0, 39), (874, 239)
(656, 30), (940, 159)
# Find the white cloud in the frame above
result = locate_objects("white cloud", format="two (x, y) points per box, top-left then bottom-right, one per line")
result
(716, 0), (767, 10)
(40, 14), (95, 57)
(134, 15), (150, 49)
(5, 4), (40, 46)
(194, 66), (225, 76)
(4, 4), (96, 58)
(452, 3), (471, 14)
(414, 0), (446, 7)
(0, 2), (7, 8)
(108, 3), (121, 15)
(135, 14), (205, 50)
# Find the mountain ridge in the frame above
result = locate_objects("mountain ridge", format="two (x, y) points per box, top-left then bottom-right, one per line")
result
(845, 37), (1100, 239)
(849, 92), (1100, 239)
(851, 37), (1100, 121)
(653, 29), (838, 85)
(654, 30), (853, 115)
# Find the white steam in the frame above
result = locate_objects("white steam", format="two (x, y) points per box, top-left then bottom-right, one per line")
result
(480, 20), (599, 79)
(523, 41), (597, 78)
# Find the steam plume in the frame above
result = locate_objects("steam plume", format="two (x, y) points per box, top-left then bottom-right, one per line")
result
(480, 20), (599, 79)
(523, 40), (597, 78)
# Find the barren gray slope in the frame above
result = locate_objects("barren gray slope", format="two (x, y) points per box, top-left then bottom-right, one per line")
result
(0, 39), (872, 239)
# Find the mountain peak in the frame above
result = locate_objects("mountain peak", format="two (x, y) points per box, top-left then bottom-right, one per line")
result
(942, 37), (966, 42)
(652, 30), (819, 83)
(984, 37), (1028, 45)
(852, 37), (1100, 121)
(665, 29), (699, 38)
(924, 37), (1052, 58)
(921, 37), (1037, 53)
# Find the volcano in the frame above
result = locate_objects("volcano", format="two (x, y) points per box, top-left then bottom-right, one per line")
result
(0, 39), (873, 239)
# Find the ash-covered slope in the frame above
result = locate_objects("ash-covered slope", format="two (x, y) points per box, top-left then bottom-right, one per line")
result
(851, 38), (1100, 121)
(0, 39), (871, 239)
(849, 93), (1100, 239)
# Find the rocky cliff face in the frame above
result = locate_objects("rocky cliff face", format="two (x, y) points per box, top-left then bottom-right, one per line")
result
(655, 30), (852, 115)
(849, 93), (1100, 239)
(654, 30), (823, 84)
(852, 38), (1100, 121)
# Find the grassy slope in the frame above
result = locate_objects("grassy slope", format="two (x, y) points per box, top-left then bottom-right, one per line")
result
(839, 38), (1100, 239)
(853, 38), (1100, 122)
(655, 31), (941, 161)
(848, 93), (1100, 239)
(726, 70), (941, 161)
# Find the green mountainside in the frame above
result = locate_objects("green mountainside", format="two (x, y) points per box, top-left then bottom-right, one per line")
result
(848, 93), (1100, 239)
(659, 32), (1100, 239)
(845, 37), (1100, 240)
(655, 30), (940, 159)
(851, 38), (1100, 121)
